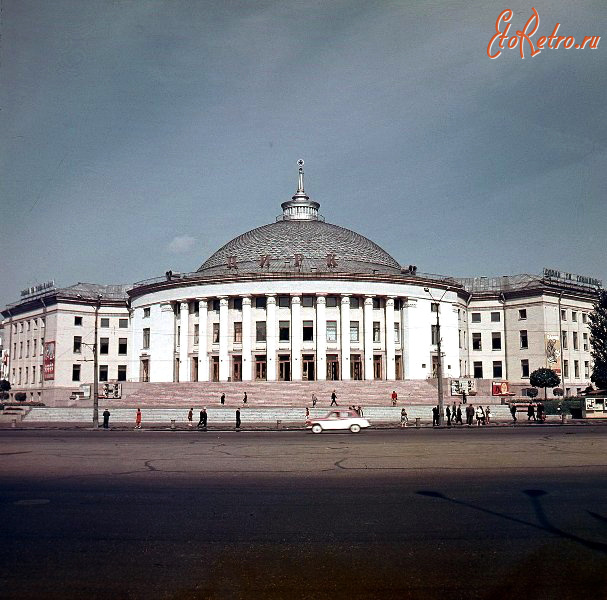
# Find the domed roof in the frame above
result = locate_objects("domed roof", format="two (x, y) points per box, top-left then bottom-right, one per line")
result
(197, 219), (401, 276)
(197, 161), (402, 277)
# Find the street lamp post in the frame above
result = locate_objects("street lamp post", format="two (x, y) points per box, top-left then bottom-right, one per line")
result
(425, 286), (450, 426)
(92, 294), (102, 428)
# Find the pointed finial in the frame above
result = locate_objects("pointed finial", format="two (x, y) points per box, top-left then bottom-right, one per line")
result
(297, 159), (304, 192)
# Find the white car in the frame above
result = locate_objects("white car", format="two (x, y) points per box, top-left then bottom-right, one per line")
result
(307, 410), (370, 433)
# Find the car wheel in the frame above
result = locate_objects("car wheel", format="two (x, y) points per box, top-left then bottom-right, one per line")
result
(311, 424), (323, 434)
(349, 424), (361, 433)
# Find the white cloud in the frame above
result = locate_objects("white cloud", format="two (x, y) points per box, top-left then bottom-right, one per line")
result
(168, 235), (196, 254)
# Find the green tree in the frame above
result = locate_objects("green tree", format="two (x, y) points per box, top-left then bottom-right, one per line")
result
(526, 388), (539, 400)
(529, 368), (560, 399)
(588, 288), (607, 391)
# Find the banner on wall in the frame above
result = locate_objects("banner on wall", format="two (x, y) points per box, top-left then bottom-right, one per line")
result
(492, 381), (514, 396)
(43, 341), (56, 380)
(450, 378), (477, 396)
(545, 334), (561, 374)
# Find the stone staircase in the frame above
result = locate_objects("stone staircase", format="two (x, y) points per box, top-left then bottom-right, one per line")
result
(122, 380), (443, 408)
(24, 405), (515, 425)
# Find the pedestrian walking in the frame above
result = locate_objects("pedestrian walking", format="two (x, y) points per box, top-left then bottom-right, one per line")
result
(187, 407), (193, 427)
(330, 390), (338, 406)
(432, 405), (439, 427)
(357, 405), (364, 417)
(102, 408), (110, 429)
(452, 401), (457, 418)
(485, 406), (491, 425)
(462, 390), (467, 404)
(476, 405), (484, 426)
(312, 393), (317, 408)
(305, 406), (310, 424)
(510, 403), (517, 423)
(446, 405), (452, 427)
(456, 405), (463, 425)
(391, 390), (398, 406)
(197, 407), (208, 428)
(220, 393), (226, 405)
(537, 401), (545, 422)
(135, 408), (142, 429)
(243, 392), (248, 404)
(466, 404), (474, 426)
(236, 408), (241, 429)
(527, 402), (536, 421)
(400, 407), (408, 428)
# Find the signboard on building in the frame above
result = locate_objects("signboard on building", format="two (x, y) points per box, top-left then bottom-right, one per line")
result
(543, 268), (602, 288)
(20, 280), (56, 298)
(492, 381), (513, 396)
(43, 341), (56, 380)
(545, 334), (561, 374)
(450, 378), (477, 396)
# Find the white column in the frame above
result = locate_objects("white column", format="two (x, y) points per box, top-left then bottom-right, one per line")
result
(179, 301), (189, 382)
(241, 296), (252, 381)
(340, 295), (350, 380)
(385, 296), (396, 380)
(219, 297), (229, 382)
(364, 295), (374, 380)
(291, 295), (302, 381)
(316, 295), (326, 381)
(198, 299), (208, 381)
(150, 302), (174, 382)
(266, 294), (277, 381)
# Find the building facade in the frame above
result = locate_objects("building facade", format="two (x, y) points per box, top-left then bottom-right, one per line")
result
(1, 166), (600, 404)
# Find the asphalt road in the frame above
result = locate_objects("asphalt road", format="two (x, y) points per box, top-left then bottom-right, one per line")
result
(1, 427), (606, 600)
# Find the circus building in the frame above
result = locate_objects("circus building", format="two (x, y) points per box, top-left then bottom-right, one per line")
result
(1, 163), (600, 406)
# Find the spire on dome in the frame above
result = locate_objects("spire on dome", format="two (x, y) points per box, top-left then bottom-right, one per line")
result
(280, 159), (321, 221)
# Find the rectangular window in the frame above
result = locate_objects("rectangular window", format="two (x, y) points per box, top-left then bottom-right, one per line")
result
(33, 339), (37, 356)
(177, 325), (181, 345)
(583, 333), (588, 351)
(520, 330), (528, 349)
(493, 361), (503, 378)
(394, 322), (400, 344)
(373, 321), (381, 343)
(143, 328), (150, 349)
(431, 324), (439, 345)
(143, 307), (151, 318)
(471, 313), (481, 323)
(119, 318), (129, 328)
(459, 329), (462, 349)
(349, 297), (360, 309)
(100, 338), (109, 354)
(279, 321), (290, 342)
(473, 361), (483, 378)
(25, 367), (28, 384)
(18, 368), (22, 384)
(256, 321), (266, 342)
(231, 322), (241, 343)
(373, 298), (381, 310)
(212, 323), (220, 343)
(563, 360), (569, 378)
(194, 324), (199, 345)
(278, 296), (290, 308)
(255, 297), (266, 309)
(350, 321), (360, 342)
(582, 313), (588, 324)
(561, 309), (567, 321)
(117, 365), (127, 381)
(492, 332), (502, 350)
(100, 318), (110, 328)
(326, 296), (338, 308)
(19, 342), (23, 358)
(73, 336), (82, 353)
(573, 331), (578, 350)
(32, 366), (36, 384)
(74, 316), (83, 326)
(26, 340), (30, 357)
(472, 333), (482, 351)
(521, 359), (529, 378)
(519, 309), (527, 320)
(572, 311), (577, 322)
(233, 298), (242, 311)
(99, 365), (108, 382)
(585, 361), (590, 378)
(72, 364), (81, 382)
(574, 360), (579, 378)
(491, 312), (501, 322)
(326, 321), (337, 343)
(302, 295), (314, 308)
(118, 338), (128, 355)
(561, 331), (568, 350)
(303, 320), (314, 342)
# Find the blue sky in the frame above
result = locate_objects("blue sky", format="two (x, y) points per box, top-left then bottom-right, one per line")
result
(1, 0), (605, 307)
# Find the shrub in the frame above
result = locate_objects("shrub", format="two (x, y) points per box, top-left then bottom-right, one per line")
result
(14, 392), (27, 402)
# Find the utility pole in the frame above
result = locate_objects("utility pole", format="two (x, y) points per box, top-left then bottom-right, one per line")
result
(92, 294), (102, 428)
